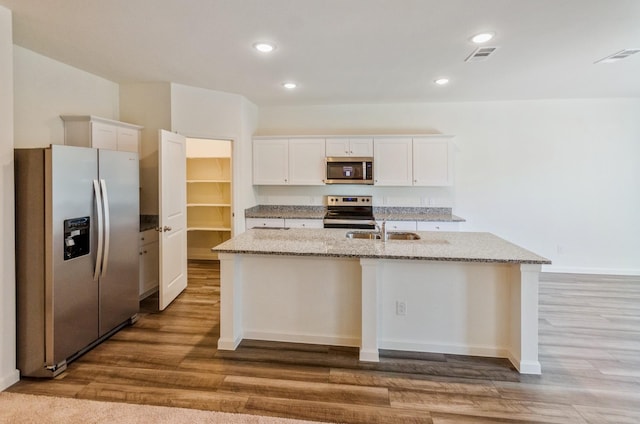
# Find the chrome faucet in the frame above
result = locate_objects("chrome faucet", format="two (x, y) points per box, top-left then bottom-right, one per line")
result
(375, 220), (388, 241)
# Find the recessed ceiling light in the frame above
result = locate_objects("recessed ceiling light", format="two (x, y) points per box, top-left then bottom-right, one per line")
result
(471, 32), (494, 44)
(253, 42), (276, 53)
(434, 78), (450, 86)
(282, 82), (297, 89)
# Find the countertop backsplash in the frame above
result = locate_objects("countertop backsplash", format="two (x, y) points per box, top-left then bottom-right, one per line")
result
(245, 205), (465, 222)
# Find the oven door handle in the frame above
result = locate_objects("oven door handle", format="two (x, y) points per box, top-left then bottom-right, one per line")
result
(323, 219), (377, 225)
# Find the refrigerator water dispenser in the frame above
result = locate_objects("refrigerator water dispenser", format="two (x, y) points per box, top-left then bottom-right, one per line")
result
(64, 216), (90, 260)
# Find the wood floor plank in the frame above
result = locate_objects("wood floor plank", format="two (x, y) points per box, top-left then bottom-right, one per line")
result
(329, 368), (501, 397)
(179, 358), (332, 383)
(76, 382), (249, 413)
(389, 389), (588, 423)
(69, 363), (226, 391)
(219, 375), (390, 406)
(573, 404), (640, 424)
(243, 396), (434, 424)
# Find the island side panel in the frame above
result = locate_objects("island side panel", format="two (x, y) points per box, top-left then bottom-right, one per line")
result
(508, 263), (542, 374)
(217, 253), (244, 350)
(239, 255), (362, 346)
(378, 260), (512, 358)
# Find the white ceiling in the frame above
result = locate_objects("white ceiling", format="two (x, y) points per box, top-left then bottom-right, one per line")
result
(1, 0), (639, 106)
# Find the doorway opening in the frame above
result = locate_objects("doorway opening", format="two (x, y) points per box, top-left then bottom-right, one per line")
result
(185, 138), (233, 261)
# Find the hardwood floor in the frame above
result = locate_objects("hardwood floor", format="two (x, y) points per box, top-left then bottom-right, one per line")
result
(8, 262), (640, 423)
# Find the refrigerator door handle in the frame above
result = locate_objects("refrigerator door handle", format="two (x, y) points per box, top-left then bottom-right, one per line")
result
(100, 179), (111, 277)
(93, 179), (104, 281)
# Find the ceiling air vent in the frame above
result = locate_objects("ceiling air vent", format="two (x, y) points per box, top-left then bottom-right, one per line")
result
(595, 49), (640, 64)
(465, 46), (499, 62)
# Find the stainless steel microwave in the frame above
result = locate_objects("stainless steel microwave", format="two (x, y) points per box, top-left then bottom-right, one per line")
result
(325, 157), (373, 184)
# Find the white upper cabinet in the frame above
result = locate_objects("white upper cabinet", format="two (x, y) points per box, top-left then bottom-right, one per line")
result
(91, 121), (118, 150)
(253, 138), (325, 185)
(253, 138), (289, 184)
(254, 134), (454, 187)
(413, 136), (454, 186)
(374, 135), (454, 186)
(373, 137), (413, 186)
(326, 137), (373, 157)
(61, 115), (142, 153)
(116, 127), (141, 153)
(288, 138), (326, 185)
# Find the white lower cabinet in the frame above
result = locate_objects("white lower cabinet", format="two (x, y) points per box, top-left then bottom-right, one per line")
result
(379, 220), (417, 231)
(284, 218), (324, 229)
(139, 230), (159, 300)
(245, 218), (285, 230)
(417, 221), (460, 231)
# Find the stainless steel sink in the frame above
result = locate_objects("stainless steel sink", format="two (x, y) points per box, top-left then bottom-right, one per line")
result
(345, 231), (381, 240)
(386, 232), (421, 240)
(345, 231), (421, 240)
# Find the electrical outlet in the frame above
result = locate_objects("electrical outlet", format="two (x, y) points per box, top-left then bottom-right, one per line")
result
(396, 300), (407, 316)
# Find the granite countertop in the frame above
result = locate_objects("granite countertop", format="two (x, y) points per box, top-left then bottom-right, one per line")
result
(245, 205), (465, 222)
(212, 228), (550, 264)
(140, 215), (158, 232)
(374, 207), (465, 222)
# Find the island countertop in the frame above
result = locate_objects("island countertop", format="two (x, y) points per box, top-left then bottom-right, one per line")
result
(213, 228), (550, 264)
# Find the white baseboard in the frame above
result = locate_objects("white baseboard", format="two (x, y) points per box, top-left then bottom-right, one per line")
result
(378, 339), (509, 359)
(217, 335), (242, 350)
(0, 370), (20, 391)
(243, 330), (360, 348)
(542, 265), (640, 276)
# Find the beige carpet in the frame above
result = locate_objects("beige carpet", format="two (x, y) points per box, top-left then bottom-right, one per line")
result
(0, 392), (330, 424)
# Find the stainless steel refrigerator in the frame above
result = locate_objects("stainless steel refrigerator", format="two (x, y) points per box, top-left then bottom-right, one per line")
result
(15, 145), (140, 377)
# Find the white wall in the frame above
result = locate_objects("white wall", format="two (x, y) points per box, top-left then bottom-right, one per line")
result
(120, 82), (172, 215)
(13, 46), (119, 148)
(257, 99), (640, 275)
(0, 5), (19, 391)
(171, 83), (258, 234)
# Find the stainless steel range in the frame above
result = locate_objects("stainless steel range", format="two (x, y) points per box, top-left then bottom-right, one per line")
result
(323, 195), (376, 229)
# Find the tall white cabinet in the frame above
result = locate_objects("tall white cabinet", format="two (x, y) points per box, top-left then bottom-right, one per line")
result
(186, 139), (232, 260)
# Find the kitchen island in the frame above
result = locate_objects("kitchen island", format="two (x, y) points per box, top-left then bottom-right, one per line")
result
(212, 228), (550, 374)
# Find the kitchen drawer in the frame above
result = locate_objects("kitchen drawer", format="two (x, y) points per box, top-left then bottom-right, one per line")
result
(416, 221), (460, 231)
(284, 218), (324, 229)
(245, 218), (285, 230)
(139, 229), (158, 245)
